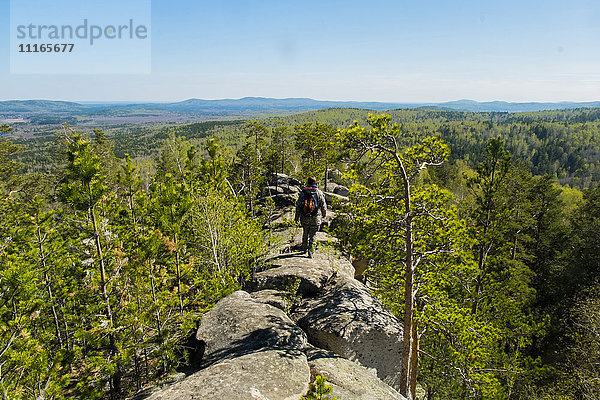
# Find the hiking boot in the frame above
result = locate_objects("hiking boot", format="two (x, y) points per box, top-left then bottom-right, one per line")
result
(307, 250), (313, 258)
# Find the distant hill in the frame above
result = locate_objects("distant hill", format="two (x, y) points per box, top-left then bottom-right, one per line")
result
(428, 99), (600, 112)
(0, 100), (90, 113)
(102, 97), (409, 114)
(2, 97), (600, 116)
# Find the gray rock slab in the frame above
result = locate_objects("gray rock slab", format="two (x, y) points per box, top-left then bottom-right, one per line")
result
(262, 185), (286, 196)
(145, 349), (310, 400)
(325, 182), (341, 192)
(307, 348), (407, 400)
(250, 289), (290, 312)
(333, 185), (350, 197)
(196, 291), (308, 366)
(262, 185), (300, 197)
(271, 193), (297, 207)
(246, 254), (354, 297)
(293, 275), (404, 390)
(269, 173), (301, 188)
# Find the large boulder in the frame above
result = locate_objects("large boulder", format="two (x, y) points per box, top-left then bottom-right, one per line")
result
(271, 193), (297, 207)
(141, 291), (311, 399)
(250, 289), (291, 312)
(269, 173), (291, 187)
(145, 350), (309, 400)
(333, 185), (350, 197)
(246, 253), (354, 297)
(269, 173), (302, 187)
(262, 185), (300, 197)
(293, 274), (404, 390)
(325, 182), (341, 193)
(261, 185), (286, 197)
(197, 291), (308, 365)
(324, 183), (350, 197)
(307, 348), (407, 400)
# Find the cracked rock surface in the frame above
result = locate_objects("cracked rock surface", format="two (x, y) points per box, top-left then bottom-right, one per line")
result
(139, 240), (406, 400)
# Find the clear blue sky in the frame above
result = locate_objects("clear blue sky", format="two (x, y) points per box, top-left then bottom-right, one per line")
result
(1, 0), (599, 102)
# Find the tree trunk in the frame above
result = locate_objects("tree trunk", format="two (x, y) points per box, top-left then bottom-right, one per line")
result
(398, 157), (414, 399)
(174, 234), (184, 315)
(36, 226), (63, 348)
(399, 227), (414, 398)
(409, 302), (419, 398)
(324, 160), (328, 192)
(90, 204), (113, 326)
(90, 202), (120, 398)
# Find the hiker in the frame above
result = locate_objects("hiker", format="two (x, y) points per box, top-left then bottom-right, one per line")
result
(295, 176), (327, 258)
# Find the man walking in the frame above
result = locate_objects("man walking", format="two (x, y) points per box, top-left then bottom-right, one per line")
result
(295, 176), (327, 258)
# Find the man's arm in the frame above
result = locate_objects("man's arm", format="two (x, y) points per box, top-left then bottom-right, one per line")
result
(294, 193), (302, 222)
(318, 190), (327, 218)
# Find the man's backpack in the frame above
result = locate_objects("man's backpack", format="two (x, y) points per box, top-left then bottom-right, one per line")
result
(300, 188), (319, 217)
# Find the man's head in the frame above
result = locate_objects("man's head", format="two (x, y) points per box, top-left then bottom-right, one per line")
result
(306, 176), (317, 186)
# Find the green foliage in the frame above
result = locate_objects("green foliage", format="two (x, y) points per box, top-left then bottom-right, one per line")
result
(0, 124), (23, 196)
(563, 284), (600, 399)
(301, 375), (337, 400)
(337, 114), (474, 398)
(568, 182), (600, 290)
(230, 121), (270, 215)
(265, 121), (293, 176)
(57, 129), (107, 210)
(282, 277), (301, 315)
(295, 122), (339, 185)
(0, 127), (270, 398)
(3, 107), (600, 398)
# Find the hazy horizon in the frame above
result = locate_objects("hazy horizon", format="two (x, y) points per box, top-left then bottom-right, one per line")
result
(2, 97), (600, 105)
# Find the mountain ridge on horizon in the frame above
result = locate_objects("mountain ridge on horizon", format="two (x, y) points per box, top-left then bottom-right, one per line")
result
(2, 97), (600, 115)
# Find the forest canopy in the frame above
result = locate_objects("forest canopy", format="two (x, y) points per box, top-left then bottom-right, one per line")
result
(1, 107), (600, 399)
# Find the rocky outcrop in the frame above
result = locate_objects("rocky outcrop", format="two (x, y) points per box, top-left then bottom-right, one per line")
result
(259, 173), (350, 210)
(250, 289), (291, 311)
(144, 291), (310, 400)
(145, 350), (309, 400)
(325, 182), (350, 197)
(261, 185), (300, 197)
(246, 253), (355, 297)
(196, 291), (308, 366)
(140, 240), (406, 400)
(293, 274), (404, 389)
(270, 173), (301, 187)
(307, 348), (406, 400)
(248, 250), (404, 391)
(333, 185), (350, 197)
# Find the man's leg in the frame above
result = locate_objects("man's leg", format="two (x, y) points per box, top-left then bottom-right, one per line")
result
(301, 223), (309, 253)
(307, 223), (319, 258)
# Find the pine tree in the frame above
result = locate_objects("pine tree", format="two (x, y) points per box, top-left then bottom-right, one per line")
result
(295, 122), (339, 189)
(339, 114), (462, 399)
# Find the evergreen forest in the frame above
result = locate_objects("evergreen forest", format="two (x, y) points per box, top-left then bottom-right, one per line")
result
(1, 106), (600, 399)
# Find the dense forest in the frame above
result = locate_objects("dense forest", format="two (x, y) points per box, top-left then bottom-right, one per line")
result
(13, 107), (600, 188)
(1, 107), (600, 399)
